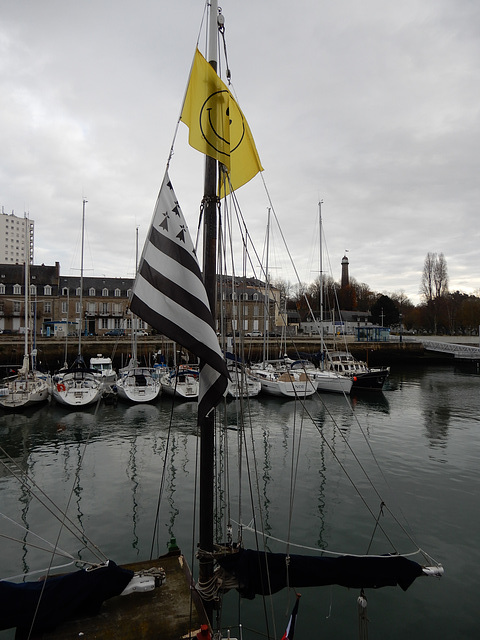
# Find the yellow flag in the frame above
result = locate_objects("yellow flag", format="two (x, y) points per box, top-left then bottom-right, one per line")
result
(181, 49), (263, 197)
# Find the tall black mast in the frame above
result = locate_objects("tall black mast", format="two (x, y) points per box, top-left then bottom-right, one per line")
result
(199, 0), (219, 624)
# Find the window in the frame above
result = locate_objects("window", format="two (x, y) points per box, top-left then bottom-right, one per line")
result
(87, 302), (96, 314)
(253, 293), (259, 301)
(89, 288), (96, 296)
(101, 302), (108, 314)
(30, 285), (36, 296)
(114, 288), (121, 297)
(75, 302), (81, 313)
(62, 287), (69, 296)
(126, 289), (132, 298)
(14, 301), (21, 313)
(44, 285), (52, 296)
(102, 288), (109, 297)
(100, 318), (108, 329)
(13, 284), (21, 295)
(253, 305), (259, 316)
(61, 301), (68, 313)
(44, 302), (51, 313)
(76, 287), (82, 296)
(0, 284), (5, 295)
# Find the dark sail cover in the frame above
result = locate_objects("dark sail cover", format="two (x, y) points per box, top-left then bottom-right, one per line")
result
(216, 549), (424, 599)
(0, 561), (134, 633)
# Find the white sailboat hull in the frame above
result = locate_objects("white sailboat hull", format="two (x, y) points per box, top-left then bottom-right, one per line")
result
(226, 366), (261, 398)
(116, 368), (161, 404)
(160, 371), (199, 399)
(52, 372), (103, 407)
(0, 375), (51, 409)
(308, 370), (353, 394)
(251, 369), (316, 398)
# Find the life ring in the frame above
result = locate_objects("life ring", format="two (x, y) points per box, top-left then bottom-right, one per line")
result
(57, 383), (66, 392)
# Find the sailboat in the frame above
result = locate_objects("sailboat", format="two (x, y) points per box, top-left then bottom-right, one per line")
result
(248, 209), (317, 399)
(295, 201), (353, 394)
(0, 239), (51, 410)
(115, 230), (161, 404)
(0, 3), (442, 638)
(52, 200), (103, 408)
(159, 364), (200, 399)
(116, 325), (161, 403)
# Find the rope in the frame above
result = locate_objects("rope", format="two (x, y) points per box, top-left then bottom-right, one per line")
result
(357, 590), (369, 640)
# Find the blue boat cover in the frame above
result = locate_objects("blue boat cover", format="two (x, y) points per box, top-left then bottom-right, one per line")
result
(0, 560), (133, 633)
(216, 549), (424, 599)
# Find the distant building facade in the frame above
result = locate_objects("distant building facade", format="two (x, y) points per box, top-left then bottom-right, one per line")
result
(0, 211), (34, 265)
(218, 276), (285, 336)
(0, 265), (278, 338)
(0, 263), (138, 337)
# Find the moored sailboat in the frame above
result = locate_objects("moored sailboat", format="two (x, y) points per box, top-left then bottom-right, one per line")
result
(116, 363), (161, 404)
(52, 200), (103, 408)
(0, 230), (50, 410)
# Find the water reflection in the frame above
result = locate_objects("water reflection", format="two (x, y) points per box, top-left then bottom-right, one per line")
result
(0, 366), (479, 640)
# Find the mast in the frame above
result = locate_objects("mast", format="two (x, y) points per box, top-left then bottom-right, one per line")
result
(319, 200), (323, 328)
(23, 219), (30, 374)
(199, 0), (219, 623)
(78, 198), (87, 356)
(263, 208), (270, 363)
(132, 226), (139, 365)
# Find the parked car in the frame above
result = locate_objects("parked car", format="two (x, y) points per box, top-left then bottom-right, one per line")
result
(135, 330), (149, 336)
(246, 331), (262, 337)
(105, 329), (125, 337)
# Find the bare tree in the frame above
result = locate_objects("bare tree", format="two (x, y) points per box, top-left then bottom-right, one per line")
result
(421, 252), (436, 302)
(421, 252), (449, 333)
(434, 253), (449, 298)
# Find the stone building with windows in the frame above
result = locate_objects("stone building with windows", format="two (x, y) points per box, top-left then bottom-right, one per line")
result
(0, 264), (283, 338)
(218, 276), (285, 336)
(0, 263), (60, 334)
(0, 263), (138, 337)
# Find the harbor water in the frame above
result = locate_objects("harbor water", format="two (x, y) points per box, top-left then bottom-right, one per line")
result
(0, 363), (479, 639)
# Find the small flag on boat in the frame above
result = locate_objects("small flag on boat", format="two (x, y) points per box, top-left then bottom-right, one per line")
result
(281, 594), (301, 640)
(130, 170), (229, 421)
(181, 48), (263, 197)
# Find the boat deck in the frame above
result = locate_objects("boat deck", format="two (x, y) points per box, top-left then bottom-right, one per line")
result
(25, 551), (208, 640)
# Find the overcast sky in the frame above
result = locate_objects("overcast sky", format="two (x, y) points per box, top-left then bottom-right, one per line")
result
(1, 0), (479, 305)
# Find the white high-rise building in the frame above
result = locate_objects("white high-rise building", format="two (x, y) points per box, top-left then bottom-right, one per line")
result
(0, 210), (34, 264)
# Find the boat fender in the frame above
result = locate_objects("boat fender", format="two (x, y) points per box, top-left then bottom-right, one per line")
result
(120, 574), (156, 596)
(57, 383), (66, 392)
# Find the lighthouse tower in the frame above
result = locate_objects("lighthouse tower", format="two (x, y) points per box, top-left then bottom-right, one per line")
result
(341, 253), (349, 289)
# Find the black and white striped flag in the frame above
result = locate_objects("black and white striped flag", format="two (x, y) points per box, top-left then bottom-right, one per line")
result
(130, 170), (228, 421)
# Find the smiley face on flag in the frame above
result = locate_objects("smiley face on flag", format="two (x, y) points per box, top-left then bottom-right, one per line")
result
(199, 90), (246, 162)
